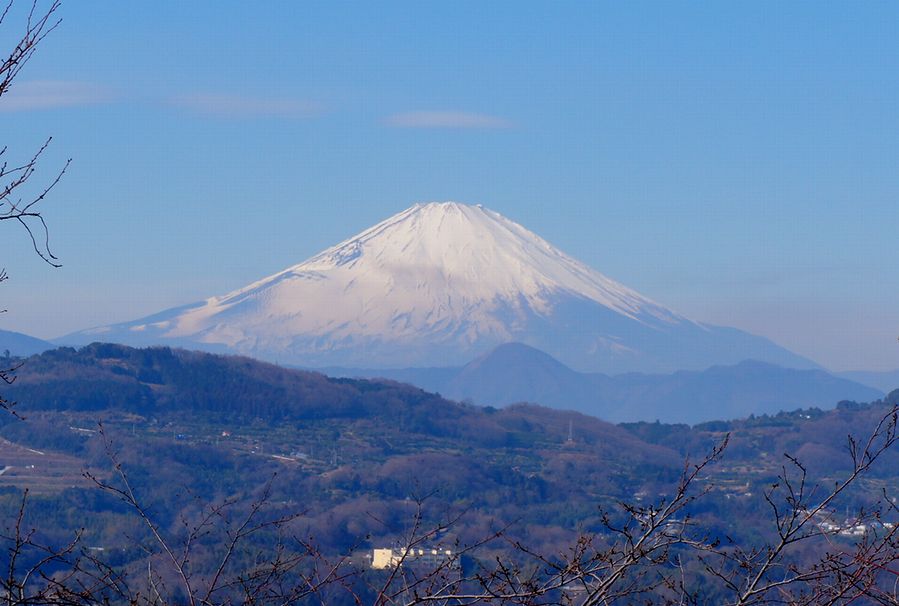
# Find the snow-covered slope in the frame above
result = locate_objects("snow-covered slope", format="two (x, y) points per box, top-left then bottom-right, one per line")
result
(62, 202), (818, 373)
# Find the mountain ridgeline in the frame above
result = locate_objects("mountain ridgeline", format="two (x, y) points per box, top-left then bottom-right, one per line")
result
(322, 343), (883, 424)
(3, 343), (885, 427)
(62, 202), (818, 374)
(0, 329), (54, 357)
(4, 344), (470, 431)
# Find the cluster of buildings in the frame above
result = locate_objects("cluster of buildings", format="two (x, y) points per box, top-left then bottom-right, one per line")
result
(817, 519), (896, 537)
(814, 512), (896, 538)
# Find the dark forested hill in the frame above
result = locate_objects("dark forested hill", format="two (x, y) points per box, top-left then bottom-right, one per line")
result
(3, 342), (674, 462)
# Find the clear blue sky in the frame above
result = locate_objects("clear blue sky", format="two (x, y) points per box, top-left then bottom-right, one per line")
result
(1, 1), (898, 371)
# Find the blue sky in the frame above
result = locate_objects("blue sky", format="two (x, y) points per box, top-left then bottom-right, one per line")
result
(1, 1), (898, 371)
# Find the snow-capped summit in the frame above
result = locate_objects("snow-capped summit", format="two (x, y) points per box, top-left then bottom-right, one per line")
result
(63, 202), (817, 373)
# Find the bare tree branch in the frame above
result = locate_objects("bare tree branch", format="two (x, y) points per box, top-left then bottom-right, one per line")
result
(0, 0), (65, 266)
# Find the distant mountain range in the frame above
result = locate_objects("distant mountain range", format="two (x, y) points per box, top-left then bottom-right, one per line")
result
(3, 341), (890, 429)
(0, 329), (53, 357)
(60, 202), (818, 374)
(322, 343), (882, 424)
(0, 332), (877, 423)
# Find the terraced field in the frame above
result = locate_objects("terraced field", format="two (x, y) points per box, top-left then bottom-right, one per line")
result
(0, 438), (90, 494)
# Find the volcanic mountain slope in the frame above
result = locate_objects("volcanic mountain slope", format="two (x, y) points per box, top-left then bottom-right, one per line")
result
(63, 202), (817, 373)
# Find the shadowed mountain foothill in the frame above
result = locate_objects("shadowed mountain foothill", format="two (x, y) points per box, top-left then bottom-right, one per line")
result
(327, 343), (882, 424)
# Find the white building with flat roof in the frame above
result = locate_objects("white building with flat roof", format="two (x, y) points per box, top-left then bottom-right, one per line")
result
(371, 547), (456, 570)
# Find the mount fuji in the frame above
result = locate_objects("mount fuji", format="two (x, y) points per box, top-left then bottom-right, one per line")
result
(62, 202), (817, 374)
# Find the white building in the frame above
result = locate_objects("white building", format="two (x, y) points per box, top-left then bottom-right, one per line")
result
(371, 547), (456, 570)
